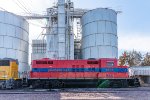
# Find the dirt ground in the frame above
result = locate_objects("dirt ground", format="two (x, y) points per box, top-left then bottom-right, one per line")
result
(0, 87), (150, 100)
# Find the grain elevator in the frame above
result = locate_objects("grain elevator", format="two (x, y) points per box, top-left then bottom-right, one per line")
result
(31, 0), (118, 60)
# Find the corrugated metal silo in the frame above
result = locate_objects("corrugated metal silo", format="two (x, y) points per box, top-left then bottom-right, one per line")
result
(0, 11), (29, 73)
(81, 8), (118, 59)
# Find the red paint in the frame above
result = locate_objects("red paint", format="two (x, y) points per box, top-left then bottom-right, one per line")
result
(30, 58), (129, 79)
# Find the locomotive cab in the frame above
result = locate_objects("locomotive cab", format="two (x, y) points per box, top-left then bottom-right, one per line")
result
(0, 58), (19, 80)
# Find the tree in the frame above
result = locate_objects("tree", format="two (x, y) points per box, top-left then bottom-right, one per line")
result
(141, 53), (150, 66)
(119, 50), (142, 67)
(119, 51), (127, 66)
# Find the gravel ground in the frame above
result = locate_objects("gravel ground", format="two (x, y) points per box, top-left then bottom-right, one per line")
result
(0, 87), (150, 100)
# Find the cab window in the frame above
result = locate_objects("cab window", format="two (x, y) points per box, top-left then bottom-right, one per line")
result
(106, 62), (114, 67)
(0, 60), (10, 66)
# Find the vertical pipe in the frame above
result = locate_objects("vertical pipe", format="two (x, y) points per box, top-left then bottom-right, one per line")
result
(46, 8), (52, 58)
(46, 9), (50, 58)
(58, 0), (66, 59)
(66, 0), (70, 59)
(66, 0), (74, 59)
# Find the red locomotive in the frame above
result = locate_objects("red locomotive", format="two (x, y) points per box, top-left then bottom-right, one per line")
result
(29, 58), (140, 88)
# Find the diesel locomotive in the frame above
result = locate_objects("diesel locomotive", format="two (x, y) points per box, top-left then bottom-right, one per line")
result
(28, 58), (140, 88)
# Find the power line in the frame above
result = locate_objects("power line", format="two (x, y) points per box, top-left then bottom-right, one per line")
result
(20, 0), (46, 25)
(16, 0), (31, 13)
(20, 0), (33, 11)
(0, 7), (7, 11)
(13, 0), (47, 39)
(13, 0), (29, 13)
(18, 0), (46, 25)
(13, 0), (46, 25)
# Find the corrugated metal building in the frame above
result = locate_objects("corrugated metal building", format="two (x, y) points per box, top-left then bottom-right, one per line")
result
(31, 40), (46, 60)
(129, 66), (150, 84)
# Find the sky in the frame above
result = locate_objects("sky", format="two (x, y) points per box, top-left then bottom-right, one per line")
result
(0, 0), (150, 57)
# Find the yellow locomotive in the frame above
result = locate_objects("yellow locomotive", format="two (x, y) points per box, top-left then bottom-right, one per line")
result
(0, 58), (19, 80)
(0, 58), (21, 89)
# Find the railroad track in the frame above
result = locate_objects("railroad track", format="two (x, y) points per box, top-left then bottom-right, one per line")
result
(0, 89), (149, 100)
(0, 87), (149, 94)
